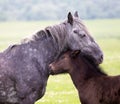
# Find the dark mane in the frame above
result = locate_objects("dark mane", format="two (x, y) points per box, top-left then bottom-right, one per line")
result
(20, 22), (68, 54)
(79, 53), (107, 77)
(21, 29), (52, 44)
(34, 30), (52, 41)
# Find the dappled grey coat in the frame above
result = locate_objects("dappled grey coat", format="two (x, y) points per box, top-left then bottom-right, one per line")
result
(0, 12), (103, 104)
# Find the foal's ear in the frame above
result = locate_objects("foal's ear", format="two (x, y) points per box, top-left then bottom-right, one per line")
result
(74, 11), (79, 18)
(70, 50), (80, 58)
(67, 12), (73, 25)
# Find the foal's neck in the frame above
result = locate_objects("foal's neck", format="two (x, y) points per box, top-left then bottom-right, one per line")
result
(69, 60), (87, 89)
(69, 58), (106, 90)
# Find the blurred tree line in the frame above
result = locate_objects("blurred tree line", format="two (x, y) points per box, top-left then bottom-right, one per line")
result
(0, 0), (120, 21)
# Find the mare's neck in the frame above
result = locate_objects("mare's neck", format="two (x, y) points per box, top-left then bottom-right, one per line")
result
(31, 36), (60, 63)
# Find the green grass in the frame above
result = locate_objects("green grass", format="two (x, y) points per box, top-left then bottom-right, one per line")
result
(0, 19), (120, 104)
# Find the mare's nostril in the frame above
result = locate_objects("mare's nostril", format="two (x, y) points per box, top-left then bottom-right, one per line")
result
(101, 54), (103, 60)
(98, 54), (103, 64)
(102, 54), (103, 58)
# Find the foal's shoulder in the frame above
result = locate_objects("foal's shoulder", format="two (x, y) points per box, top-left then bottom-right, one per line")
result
(103, 75), (120, 83)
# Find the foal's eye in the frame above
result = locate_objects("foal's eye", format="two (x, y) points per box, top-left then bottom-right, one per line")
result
(60, 56), (65, 59)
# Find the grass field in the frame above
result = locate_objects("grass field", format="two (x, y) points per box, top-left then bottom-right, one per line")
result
(0, 19), (120, 104)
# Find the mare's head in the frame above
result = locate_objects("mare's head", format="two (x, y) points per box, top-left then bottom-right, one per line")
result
(65, 12), (103, 64)
(44, 11), (103, 65)
(49, 50), (80, 75)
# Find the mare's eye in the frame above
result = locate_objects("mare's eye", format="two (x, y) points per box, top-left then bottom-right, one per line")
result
(81, 34), (86, 38)
(73, 30), (78, 34)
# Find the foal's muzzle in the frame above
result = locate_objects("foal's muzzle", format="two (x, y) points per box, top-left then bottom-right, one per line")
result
(49, 64), (55, 75)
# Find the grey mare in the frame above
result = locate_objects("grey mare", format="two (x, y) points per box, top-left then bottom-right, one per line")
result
(0, 12), (103, 104)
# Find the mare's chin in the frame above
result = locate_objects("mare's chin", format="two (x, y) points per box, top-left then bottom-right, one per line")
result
(79, 52), (98, 66)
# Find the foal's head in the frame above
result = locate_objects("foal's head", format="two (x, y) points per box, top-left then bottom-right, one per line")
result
(49, 50), (106, 77)
(49, 50), (80, 75)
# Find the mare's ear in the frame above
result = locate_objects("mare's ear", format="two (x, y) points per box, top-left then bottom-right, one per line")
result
(67, 12), (73, 25)
(74, 11), (79, 18)
(70, 50), (80, 58)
